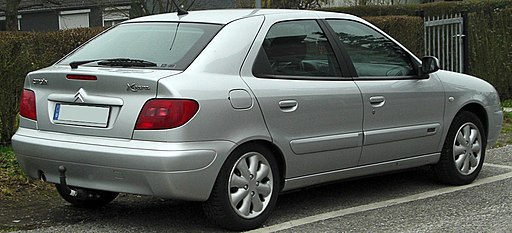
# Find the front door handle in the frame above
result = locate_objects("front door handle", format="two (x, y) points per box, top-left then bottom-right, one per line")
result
(279, 100), (298, 112)
(369, 96), (385, 108)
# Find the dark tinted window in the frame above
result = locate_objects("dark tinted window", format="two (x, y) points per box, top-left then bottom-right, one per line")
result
(327, 20), (416, 77)
(60, 23), (221, 70)
(253, 20), (341, 78)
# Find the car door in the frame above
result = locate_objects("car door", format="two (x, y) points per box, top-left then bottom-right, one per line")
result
(241, 19), (364, 178)
(326, 19), (445, 165)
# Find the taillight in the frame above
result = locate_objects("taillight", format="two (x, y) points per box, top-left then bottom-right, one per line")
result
(20, 89), (37, 121)
(135, 99), (199, 130)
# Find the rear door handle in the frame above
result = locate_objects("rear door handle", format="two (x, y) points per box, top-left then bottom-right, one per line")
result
(279, 100), (298, 112)
(369, 96), (385, 107)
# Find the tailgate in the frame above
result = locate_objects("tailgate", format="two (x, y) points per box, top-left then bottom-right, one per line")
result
(27, 66), (180, 139)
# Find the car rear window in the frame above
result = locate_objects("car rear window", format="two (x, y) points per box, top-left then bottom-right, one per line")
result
(59, 22), (222, 70)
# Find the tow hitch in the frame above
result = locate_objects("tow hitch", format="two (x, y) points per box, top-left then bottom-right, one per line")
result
(58, 165), (99, 200)
(56, 166), (119, 208)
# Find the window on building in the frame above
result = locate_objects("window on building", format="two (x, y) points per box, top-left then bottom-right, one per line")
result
(103, 6), (130, 27)
(0, 16), (6, 31)
(59, 9), (90, 30)
(0, 15), (22, 31)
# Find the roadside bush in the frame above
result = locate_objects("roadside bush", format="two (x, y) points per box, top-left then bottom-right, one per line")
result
(323, 0), (512, 17)
(0, 33), (35, 145)
(324, 0), (512, 100)
(0, 146), (26, 196)
(468, 8), (512, 100)
(0, 28), (104, 145)
(365, 16), (424, 57)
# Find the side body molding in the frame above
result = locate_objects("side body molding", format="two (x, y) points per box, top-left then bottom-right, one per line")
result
(364, 123), (441, 145)
(290, 132), (363, 155)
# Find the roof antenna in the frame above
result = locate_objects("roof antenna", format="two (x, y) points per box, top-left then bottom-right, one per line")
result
(171, 0), (188, 15)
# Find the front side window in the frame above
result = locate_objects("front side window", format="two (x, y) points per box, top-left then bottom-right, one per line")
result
(253, 20), (341, 78)
(60, 22), (221, 70)
(327, 20), (416, 77)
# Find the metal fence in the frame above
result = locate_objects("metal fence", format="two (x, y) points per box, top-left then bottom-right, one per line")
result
(424, 13), (468, 73)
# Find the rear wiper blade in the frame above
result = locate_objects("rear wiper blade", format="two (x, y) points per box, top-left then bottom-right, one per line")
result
(69, 59), (102, 69)
(69, 58), (157, 69)
(97, 58), (157, 68)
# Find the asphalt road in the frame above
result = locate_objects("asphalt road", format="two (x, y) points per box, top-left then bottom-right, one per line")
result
(12, 146), (512, 233)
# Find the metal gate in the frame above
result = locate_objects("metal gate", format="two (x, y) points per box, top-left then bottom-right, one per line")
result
(424, 13), (468, 73)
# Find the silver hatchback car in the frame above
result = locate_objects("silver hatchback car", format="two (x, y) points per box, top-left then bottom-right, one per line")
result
(13, 9), (503, 230)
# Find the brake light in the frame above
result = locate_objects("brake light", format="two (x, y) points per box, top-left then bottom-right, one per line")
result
(20, 89), (37, 121)
(135, 99), (199, 130)
(66, 75), (97, 80)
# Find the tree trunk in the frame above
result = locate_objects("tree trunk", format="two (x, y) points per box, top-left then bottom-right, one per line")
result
(5, 0), (21, 31)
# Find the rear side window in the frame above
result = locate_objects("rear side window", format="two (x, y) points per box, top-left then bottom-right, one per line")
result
(327, 20), (416, 77)
(253, 20), (341, 78)
(60, 23), (221, 70)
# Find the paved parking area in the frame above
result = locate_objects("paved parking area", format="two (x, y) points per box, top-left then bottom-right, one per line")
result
(9, 146), (512, 233)
(251, 163), (512, 233)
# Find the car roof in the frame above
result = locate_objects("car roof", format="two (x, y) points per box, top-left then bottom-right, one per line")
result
(125, 9), (359, 25)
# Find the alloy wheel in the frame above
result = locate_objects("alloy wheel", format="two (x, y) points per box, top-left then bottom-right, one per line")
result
(228, 152), (274, 219)
(452, 122), (482, 175)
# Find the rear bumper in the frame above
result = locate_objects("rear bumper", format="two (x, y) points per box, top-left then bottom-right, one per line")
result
(12, 128), (234, 201)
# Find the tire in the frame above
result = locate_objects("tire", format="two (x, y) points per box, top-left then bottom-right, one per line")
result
(203, 143), (280, 231)
(55, 184), (119, 208)
(433, 111), (486, 185)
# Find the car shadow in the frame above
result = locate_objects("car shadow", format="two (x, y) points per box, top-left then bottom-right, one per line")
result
(9, 165), (502, 232)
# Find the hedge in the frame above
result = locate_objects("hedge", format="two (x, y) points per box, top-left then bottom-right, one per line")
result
(365, 16), (424, 57)
(325, 0), (512, 100)
(323, 0), (512, 17)
(468, 8), (512, 100)
(0, 28), (104, 144)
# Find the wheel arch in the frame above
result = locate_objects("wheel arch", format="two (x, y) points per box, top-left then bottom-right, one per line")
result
(434, 104), (487, 185)
(457, 103), (489, 139)
(231, 139), (287, 192)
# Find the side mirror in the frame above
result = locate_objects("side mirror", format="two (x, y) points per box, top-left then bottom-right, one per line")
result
(420, 56), (440, 78)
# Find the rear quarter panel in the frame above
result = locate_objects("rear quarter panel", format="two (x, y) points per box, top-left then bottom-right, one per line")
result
(132, 15), (271, 145)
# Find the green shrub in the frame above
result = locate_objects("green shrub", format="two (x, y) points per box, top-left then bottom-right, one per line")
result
(468, 8), (512, 100)
(323, 0), (512, 17)
(364, 16), (424, 57)
(323, 0), (512, 100)
(0, 146), (26, 196)
(502, 100), (512, 108)
(0, 28), (104, 145)
(0, 33), (35, 145)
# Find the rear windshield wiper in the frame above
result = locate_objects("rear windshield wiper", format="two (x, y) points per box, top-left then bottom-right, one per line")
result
(70, 59), (102, 69)
(98, 58), (157, 68)
(69, 58), (157, 69)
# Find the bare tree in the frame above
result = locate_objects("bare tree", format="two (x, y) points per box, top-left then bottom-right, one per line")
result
(236, 0), (332, 9)
(0, 0), (23, 31)
(354, 0), (407, 6)
(119, 0), (188, 17)
(0, 0), (190, 31)
(0, 0), (63, 31)
(321, 0), (408, 6)
(91, 0), (191, 18)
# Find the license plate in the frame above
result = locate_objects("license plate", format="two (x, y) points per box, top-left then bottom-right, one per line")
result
(53, 103), (110, 127)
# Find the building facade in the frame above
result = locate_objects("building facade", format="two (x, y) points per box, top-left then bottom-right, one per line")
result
(0, 0), (235, 31)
